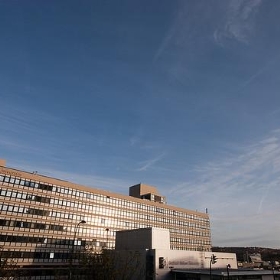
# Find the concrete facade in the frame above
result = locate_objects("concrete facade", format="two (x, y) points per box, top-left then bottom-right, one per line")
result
(116, 227), (170, 250)
(115, 227), (237, 280)
(0, 160), (211, 279)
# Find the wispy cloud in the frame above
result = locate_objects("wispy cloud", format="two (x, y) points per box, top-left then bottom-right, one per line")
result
(136, 153), (166, 171)
(214, 0), (262, 45)
(270, 108), (280, 116)
(236, 53), (280, 91)
(129, 136), (140, 147)
(169, 129), (280, 247)
(129, 135), (159, 150)
(176, 137), (280, 204)
(155, 1), (262, 61)
(153, 1), (197, 62)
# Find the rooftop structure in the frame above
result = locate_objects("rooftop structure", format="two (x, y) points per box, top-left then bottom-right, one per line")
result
(129, 183), (166, 204)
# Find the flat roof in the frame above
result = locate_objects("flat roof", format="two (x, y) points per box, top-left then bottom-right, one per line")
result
(171, 269), (280, 276)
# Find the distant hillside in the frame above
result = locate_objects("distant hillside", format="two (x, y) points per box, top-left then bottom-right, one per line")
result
(212, 247), (280, 262)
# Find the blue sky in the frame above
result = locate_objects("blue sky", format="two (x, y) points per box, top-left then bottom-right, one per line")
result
(1, 0), (280, 248)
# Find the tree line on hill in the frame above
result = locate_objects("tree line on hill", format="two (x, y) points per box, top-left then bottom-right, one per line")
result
(212, 246), (280, 263)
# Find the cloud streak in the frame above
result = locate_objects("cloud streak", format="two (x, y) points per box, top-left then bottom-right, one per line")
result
(214, 0), (262, 45)
(136, 153), (166, 171)
(169, 129), (280, 247)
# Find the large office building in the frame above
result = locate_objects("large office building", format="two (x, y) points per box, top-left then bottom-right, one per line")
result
(0, 159), (211, 278)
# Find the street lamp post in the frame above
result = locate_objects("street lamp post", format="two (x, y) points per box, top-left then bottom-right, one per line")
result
(69, 220), (86, 280)
(105, 228), (109, 249)
(210, 258), (212, 280)
(227, 264), (231, 280)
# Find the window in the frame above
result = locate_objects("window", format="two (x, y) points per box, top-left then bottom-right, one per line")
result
(4, 176), (10, 183)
